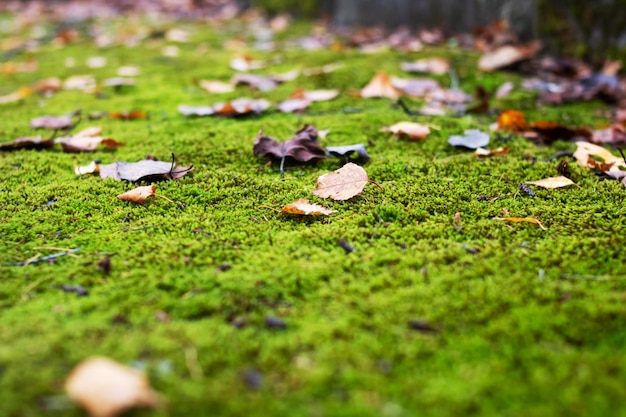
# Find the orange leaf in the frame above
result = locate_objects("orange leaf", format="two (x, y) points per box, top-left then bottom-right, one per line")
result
(117, 185), (156, 204)
(281, 198), (336, 215)
(497, 110), (527, 131)
(312, 162), (370, 201)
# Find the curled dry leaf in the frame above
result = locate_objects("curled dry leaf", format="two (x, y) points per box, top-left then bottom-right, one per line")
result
(117, 185), (156, 204)
(281, 198), (336, 215)
(109, 111), (147, 121)
(401, 58), (450, 75)
(573, 141), (626, 174)
(34, 77), (62, 94)
(65, 356), (162, 417)
(99, 159), (193, 182)
(449, 129), (490, 149)
(526, 176), (578, 189)
(75, 160), (99, 175)
(474, 147), (509, 157)
(360, 71), (403, 99)
(478, 42), (540, 72)
(312, 162), (369, 201)
(383, 122), (431, 140)
(591, 123), (626, 145)
(495, 217), (547, 230)
(58, 126), (124, 153)
(495, 81), (515, 99)
(0, 136), (54, 151)
(64, 75), (97, 92)
(390, 76), (439, 97)
(230, 55), (266, 72)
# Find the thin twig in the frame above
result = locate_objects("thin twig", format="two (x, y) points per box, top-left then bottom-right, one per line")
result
(7, 248), (81, 266)
(258, 205), (282, 213)
(560, 274), (626, 281)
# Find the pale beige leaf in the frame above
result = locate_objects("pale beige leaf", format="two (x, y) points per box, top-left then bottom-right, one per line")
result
(65, 357), (161, 417)
(401, 58), (449, 75)
(478, 42), (540, 72)
(312, 162), (369, 201)
(574, 141), (626, 172)
(281, 198), (336, 215)
(302, 89), (339, 102)
(198, 80), (234, 94)
(526, 176), (577, 189)
(117, 185), (156, 204)
(360, 71), (403, 99)
(383, 122), (430, 140)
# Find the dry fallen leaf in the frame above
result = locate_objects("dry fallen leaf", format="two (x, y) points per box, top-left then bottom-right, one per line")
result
(281, 198), (336, 215)
(401, 58), (450, 75)
(478, 42), (540, 72)
(474, 147), (509, 157)
(99, 158), (194, 182)
(0, 136), (54, 151)
(449, 130), (490, 149)
(58, 126), (124, 153)
(313, 162), (370, 201)
(253, 125), (326, 173)
(573, 140), (626, 184)
(290, 88), (339, 102)
(65, 357), (162, 417)
(498, 110), (528, 131)
(360, 71), (403, 99)
(383, 122), (431, 140)
(75, 160), (100, 175)
(495, 217), (547, 230)
(0, 86), (31, 104)
(198, 80), (234, 94)
(526, 176), (578, 189)
(117, 185), (156, 204)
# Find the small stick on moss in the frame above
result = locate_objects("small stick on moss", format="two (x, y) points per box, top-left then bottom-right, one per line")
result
(258, 205), (282, 213)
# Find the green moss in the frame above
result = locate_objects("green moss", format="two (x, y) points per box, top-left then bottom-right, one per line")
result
(1, 16), (626, 417)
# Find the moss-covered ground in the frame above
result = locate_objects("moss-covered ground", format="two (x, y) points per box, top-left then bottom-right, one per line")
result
(1, 15), (626, 417)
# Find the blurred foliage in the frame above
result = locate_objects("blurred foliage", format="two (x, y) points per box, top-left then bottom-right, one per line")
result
(538, 0), (626, 63)
(249, 0), (321, 17)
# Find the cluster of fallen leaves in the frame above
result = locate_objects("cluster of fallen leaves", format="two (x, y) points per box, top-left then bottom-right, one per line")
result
(0, 125), (123, 152)
(263, 162), (376, 216)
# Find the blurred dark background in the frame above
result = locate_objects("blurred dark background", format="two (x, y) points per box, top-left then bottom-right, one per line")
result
(247, 0), (626, 63)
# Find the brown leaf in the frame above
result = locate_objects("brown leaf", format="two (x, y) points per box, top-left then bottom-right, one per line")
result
(495, 217), (547, 230)
(526, 176), (577, 189)
(0, 136), (54, 151)
(117, 185), (156, 204)
(65, 357), (162, 417)
(312, 162), (369, 201)
(253, 125), (326, 172)
(360, 71), (403, 99)
(34, 77), (62, 94)
(59, 127), (124, 153)
(281, 198), (336, 215)
(108, 111), (147, 121)
(179, 99), (270, 117)
(383, 122), (431, 140)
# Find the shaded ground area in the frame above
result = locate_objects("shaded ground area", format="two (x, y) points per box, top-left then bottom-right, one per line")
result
(1, 4), (626, 417)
